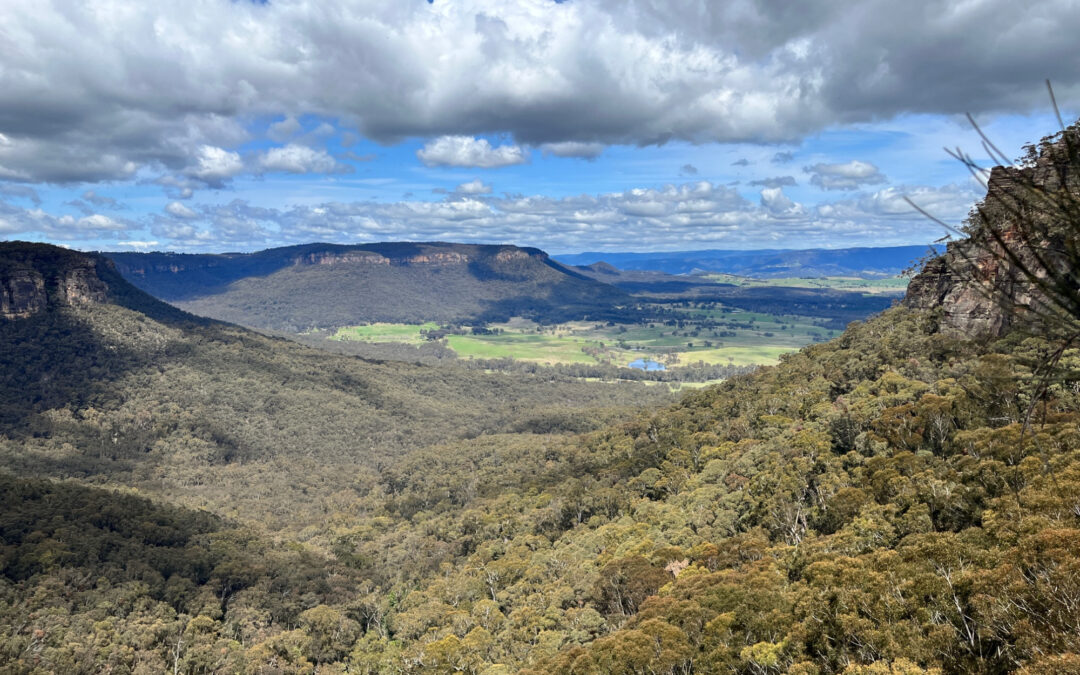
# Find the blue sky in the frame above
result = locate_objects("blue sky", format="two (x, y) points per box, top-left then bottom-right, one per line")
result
(1, 1), (1077, 254)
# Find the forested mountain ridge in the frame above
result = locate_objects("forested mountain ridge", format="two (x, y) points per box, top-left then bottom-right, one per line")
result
(105, 242), (632, 330)
(0, 241), (674, 672)
(570, 263), (896, 330)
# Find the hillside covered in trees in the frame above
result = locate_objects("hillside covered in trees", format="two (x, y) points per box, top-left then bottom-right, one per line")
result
(3, 125), (1080, 674)
(106, 243), (634, 330)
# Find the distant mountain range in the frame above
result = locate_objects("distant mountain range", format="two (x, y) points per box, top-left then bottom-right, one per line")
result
(106, 242), (630, 331)
(555, 244), (941, 277)
(100, 241), (923, 333)
(569, 261), (895, 330)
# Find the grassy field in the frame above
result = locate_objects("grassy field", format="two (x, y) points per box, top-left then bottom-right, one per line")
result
(329, 307), (836, 369)
(674, 345), (795, 366)
(703, 274), (909, 294)
(330, 322), (439, 345)
(446, 332), (601, 364)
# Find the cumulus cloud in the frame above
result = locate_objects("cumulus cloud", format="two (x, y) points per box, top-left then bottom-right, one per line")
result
(0, 0), (1075, 184)
(759, 187), (804, 216)
(805, 160), (887, 190)
(0, 200), (134, 240)
(680, 164), (699, 176)
(3, 178), (984, 251)
(185, 146), (245, 187)
(821, 182), (982, 223)
(417, 136), (528, 168)
(455, 179), (493, 195)
(732, 159), (751, 167)
(540, 142), (605, 160)
(750, 176), (797, 188)
(71, 214), (127, 232)
(165, 202), (199, 219)
(772, 151), (795, 164)
(257, 145), (347, 174)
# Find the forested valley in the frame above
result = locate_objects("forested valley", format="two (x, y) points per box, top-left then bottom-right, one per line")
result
(3, 125), (1080, 674)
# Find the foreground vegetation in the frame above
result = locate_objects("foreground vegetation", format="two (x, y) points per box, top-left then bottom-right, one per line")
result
(5, 286), (1080, 673)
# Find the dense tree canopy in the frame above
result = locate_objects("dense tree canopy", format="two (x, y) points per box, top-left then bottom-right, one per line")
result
(4, 289), (1080, 673)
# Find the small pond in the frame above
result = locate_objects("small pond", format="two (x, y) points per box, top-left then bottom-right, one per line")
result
(628, 358), (666, 371)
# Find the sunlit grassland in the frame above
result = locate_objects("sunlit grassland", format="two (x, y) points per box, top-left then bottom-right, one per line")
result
(445, 332), (602, 364)
(675, 346), (791, 366)
(702, 274), (909, 294)
(330, 322), (439, 344)
(328, 307), (836, 368)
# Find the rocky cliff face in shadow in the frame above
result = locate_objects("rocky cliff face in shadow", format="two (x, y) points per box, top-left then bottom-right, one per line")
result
(904, 129), (1079, 338)
(1, 244), (110, 320)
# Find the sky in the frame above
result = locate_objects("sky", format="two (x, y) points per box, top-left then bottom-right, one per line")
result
(1, 0), (1078, 254)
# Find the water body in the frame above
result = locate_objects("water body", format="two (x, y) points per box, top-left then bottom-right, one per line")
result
(628, 358), (666, 371)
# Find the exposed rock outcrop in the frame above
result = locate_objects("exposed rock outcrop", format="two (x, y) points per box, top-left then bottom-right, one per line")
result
(0, 244), (111, 320)
(292, 247), (539, 267)
(401, 251), (470, 265)
(0, 269), (47, 319)
(294, 251), (391, 266)
(493, 249), (533, 263)
(904, 128), (1079, 338)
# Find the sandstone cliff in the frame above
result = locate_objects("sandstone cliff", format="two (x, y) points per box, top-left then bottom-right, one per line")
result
(0, 243), (110, 320)
(904, 127), (1080, 338)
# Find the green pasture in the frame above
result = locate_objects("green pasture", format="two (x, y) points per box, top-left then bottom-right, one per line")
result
(330, 322), (439, 345)
(329, 306), (834, 370)
(446, 332), (601, 364)
(703, 274), (908, 294)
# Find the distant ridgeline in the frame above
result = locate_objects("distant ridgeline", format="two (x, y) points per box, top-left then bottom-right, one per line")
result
(106, 242), (632, 331)
(555, 244), (940, 277)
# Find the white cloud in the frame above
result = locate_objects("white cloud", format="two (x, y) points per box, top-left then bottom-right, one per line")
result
(118, 240), (159, 249)
(0, 178), (993, 251)
(417, 136), (528, 169)
(0, 0), (1076, 184)
(185, 146), (245, 187)
(805, 160), (887, 190)
(165, 201), (199, 219)
(0, 200), (135, 239)
(257, 144), (346, 174)
(759, 187), (804, 216)
(455, 179), (493, 195)
(75, 214), (127, 231)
